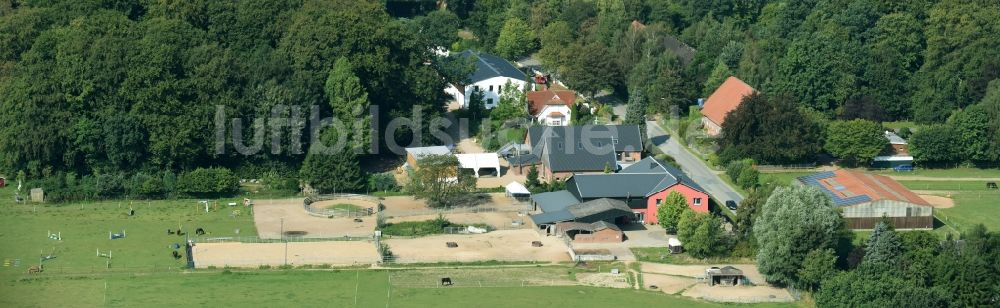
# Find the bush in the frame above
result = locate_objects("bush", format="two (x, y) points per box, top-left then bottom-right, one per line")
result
(736, 167), (759, 190)
(176, 168), (240, 197)
(367, 172), (399, 192)
(380, 216), (492, 237)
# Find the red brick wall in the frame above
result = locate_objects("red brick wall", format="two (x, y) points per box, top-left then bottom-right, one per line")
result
(644, 184), (710, 224)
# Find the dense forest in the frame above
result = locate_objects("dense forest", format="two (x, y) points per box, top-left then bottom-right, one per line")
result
(0, 0), (457, 195)
(2, 0), (999, 196)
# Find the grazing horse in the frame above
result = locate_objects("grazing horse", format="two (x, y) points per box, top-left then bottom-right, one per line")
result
(27, 265), (43, 274)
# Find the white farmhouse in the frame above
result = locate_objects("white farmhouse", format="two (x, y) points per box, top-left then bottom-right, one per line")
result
(445, 51), (531, 110)
(526, 86), (576, 126)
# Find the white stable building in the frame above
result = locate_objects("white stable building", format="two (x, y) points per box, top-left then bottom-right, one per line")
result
(444, 51), (531, 110)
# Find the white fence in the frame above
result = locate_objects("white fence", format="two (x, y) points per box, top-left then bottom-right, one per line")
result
(191, 235), (373, 244)
(303, 193), (380, 218)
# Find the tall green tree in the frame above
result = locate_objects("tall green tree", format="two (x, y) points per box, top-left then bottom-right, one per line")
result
(324, 56), (371, 151)
(796, 248), (837, 291)
(702, 61), (732, 97)
(406, 154), (476, 207)
(677, 211), (726, 259)
(561, 42), (619, 97)
(824, 119), (886, 166)
(909, 124), (961, 165)
(719, 93), (823, 164)
(623, 89), (647, 137)
(911, 0), (1000, 123)
(754, 185), (844, 286)
(656, 191), (690, 234)
(494, 16), (535, 60)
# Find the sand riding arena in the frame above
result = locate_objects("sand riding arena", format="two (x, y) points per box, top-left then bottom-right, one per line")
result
(252, 195), (380, 239)
(192, 193), (569, 267)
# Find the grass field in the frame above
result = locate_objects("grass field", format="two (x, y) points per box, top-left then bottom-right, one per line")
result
(880, 167), (1000, 178)
(897, 179), (1000, 232)
(0, 187), (256, 273)
(0, 185), (800, 307)
(0, 269), (797, 307)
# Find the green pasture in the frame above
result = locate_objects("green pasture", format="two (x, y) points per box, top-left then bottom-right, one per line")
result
(881, 167), (1000, 178)
(0, 187), (256, 273)
(0, 269), (796, 307)
(897, 179), (1000, 232)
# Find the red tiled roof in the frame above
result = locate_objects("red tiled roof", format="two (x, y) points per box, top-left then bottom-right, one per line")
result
(549, 111), (564, 117)
(824, 170), (930, 206)
(702, 76), (755, 126)
(527, 89), (576, 116)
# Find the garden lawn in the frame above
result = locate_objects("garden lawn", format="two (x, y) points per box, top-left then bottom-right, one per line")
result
(0, 269), (796, 307)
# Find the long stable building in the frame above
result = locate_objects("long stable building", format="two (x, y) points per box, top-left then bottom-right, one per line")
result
(529, 157), (709, 226)
(796, 170), (933, 229)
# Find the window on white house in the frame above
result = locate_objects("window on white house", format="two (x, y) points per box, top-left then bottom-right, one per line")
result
(552, 119), (561, 126)
(693, 198), (702, 206)
(487, 98), (494, 105)
(498, 85), (502, 92)
(489, 85), (493, 92)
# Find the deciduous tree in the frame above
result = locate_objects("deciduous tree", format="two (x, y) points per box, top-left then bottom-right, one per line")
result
(754, 185), (844, 286)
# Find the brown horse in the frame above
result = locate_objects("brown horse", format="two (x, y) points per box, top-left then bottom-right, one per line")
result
(27, 264), (43, 274)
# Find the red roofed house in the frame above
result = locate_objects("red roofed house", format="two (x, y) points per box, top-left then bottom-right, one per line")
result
(701, 76), (756, 136)
(526, 86), (576, 126)
(796, 170), (933, 230)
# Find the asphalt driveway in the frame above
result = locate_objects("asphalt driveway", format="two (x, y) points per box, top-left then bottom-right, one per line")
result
(646, 121), (744, 211)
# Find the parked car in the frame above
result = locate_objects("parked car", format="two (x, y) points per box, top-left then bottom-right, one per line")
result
(893, 165), (914, 172)
(725, 200), (738, 211)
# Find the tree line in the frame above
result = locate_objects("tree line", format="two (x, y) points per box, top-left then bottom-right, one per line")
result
(442, 0), (1000, 166)
(0, 0), (463, 195)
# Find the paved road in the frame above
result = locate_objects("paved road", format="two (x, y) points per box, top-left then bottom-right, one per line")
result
(646, 121), (744, 207)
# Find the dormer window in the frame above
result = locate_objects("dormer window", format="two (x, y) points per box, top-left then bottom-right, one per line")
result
(612, 137), (619, 144)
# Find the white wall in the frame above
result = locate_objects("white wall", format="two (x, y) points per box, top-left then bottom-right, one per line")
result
(458, 77), (530, 109)
(536, 105), (572, 126)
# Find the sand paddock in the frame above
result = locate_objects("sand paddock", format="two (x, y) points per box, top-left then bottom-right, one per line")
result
(919, 194), (955, 208)
(386, 212), (528, 229)
(192, 241), (379, 268)
(644, 273), (697, 294)
(253, 198), (375, 239)
(383, 229), (570, 263)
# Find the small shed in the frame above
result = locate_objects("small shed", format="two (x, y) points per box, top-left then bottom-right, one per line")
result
(30, 188), (44, 203)
(505, 181), (531, 200)
(706, 266), (745, 286)
(667, 238), (683, 254)
(404, 146), (452, 169)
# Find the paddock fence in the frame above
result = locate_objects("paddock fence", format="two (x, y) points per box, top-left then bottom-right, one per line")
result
(303, 193), (381, 218)
(189, 235), (374, 244)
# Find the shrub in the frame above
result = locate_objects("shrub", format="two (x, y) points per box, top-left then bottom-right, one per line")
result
(176, 168), (240, 197)
(367, 172), (399, 192)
